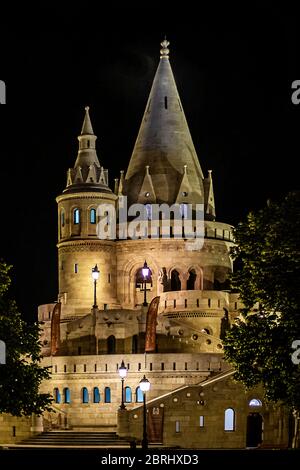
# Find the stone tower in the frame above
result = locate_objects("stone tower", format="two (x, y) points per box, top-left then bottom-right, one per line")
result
(56, 107), (119, 319)
(26, 40), (288, 451)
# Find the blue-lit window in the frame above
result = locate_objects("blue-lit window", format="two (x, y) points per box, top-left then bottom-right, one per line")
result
(64, 387), (71, 404)
(136, 386), (143, 403)
(125, 386), (132, 403)
(54, 388), (61, 404)
(224, 408), (235, 431)
(105, 387), (111, 403)
(145, 204), (152, 220)
(93, 387), (100, 403)
(180, 203), (188, 218)
(74, 208), (80, 224)
(61, 211), (65, 227)
(90, 208), (96, 224)
(82, 387), (89, 403)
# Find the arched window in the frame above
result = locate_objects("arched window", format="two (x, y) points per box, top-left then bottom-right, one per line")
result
(93, 387), (100, 403)
(249, 398), (262, 407)
(104, 387), (111, 403)
(180, 203), (188, 218)
(82, 387), (89, 403)
(90, 208), (96, 224)
(107, 335), (116, 354)
(136, 386), (143, 403)
(145, 204), (152, 220)
(224, 408), (235, 431)
(61, 210), (65, 228)
(63, 387), (71, 404)
(187, 269), (197, 290)
(54, 388), (61, 404)
(125, 386), (132, 403)
(73, 208), (80, 224)
(171, 270), (181, 291)
(132, 334), (138, 354)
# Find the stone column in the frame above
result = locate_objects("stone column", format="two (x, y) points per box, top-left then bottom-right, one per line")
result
(30, 414), (44, 435)
(117, 409), (130, 438)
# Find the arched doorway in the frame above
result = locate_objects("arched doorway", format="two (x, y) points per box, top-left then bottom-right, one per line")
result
(187, 269), (197, 290)
(132, 334), (138, 353)
(246, 413), (263, 447)
(171, 270), (181, 291)
(107, 335), (116, 354)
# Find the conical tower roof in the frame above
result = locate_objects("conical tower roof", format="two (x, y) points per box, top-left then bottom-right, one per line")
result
(124, 39), (204, 206)
(63, 106), (111, 194)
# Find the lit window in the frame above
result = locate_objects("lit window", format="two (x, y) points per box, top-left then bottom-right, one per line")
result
(199, 416), (204, 427)
(54, 388), (61, 404)
(179, 203), (188, 218)
(224, 408), (235, 431)
(90, 208), (96, 224)
(175, 421), (180, 433)
(82, 387), (89, 403)
(93, 387), (100, 403)
(249, 398), (262, 407)
(64, 388), (71, 404)
(105, 387), (111, 403)
(145, 204), (152, 220)
(74, 208), (80, 224)
(125, 386), (132, 403)
(136, 387), (143, 403)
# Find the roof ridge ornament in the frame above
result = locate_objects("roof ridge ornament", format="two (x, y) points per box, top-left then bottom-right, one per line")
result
(160, 38), (170, 58)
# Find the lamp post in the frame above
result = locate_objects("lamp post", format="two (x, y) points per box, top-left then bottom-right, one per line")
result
(118, 360), (127, 410)
(92, 264), (100, 308)
(139, 374), (151, 449)
(142, 260), (150, 307)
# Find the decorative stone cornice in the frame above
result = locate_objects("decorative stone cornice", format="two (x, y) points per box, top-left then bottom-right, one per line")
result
(57, 239), (115, 253)
(56, 192), (117, 203)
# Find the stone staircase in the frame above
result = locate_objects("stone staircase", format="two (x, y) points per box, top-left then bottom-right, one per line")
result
(16, 431), (130, 448)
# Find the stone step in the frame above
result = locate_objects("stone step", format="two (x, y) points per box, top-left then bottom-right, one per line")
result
(18, 431), (130, 447)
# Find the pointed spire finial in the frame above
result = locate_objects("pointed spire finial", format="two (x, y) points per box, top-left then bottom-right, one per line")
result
(160, 37), (170, 59)
(81, 105), (94, 135)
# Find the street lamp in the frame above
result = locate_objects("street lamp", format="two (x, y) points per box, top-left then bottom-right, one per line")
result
(118, 360), (127, 410)
(139, 374), (151, 450)
(142, 260), (150, 307)
(91, 264), (100, 308)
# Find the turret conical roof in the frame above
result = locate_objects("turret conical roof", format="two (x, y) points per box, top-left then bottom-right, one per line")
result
(124, 39), (204, 206)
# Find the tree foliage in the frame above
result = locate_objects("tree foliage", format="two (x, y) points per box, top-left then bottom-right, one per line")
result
(224, 192), (300, 412)
(0, 260), (53, 416)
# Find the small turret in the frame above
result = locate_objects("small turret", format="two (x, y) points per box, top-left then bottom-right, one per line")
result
(64, 106), (111, 194)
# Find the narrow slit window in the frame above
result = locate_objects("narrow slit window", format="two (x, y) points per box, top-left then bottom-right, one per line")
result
(175, 421), (180, 433)
(74, 208), (80, 224)
(90, 208), (96, 224)
(74, 263), (78, 273)
(199, 416), (204, 427)
(164, 96), (168, 109)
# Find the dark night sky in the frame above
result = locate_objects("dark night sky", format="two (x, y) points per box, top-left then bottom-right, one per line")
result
(0, 3), (299, 321)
